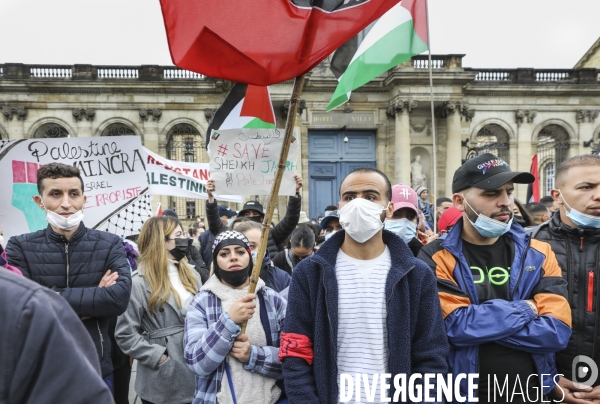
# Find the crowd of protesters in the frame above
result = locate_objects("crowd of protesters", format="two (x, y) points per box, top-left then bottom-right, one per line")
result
(1, 151), (600, 404)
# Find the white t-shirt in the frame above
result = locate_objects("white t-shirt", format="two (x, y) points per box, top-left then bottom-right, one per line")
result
(167, 260), (194, 310)
(336, 247), (391, 404)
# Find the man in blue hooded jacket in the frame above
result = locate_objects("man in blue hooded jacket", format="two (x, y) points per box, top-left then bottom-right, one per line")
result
(418, 153), (572, 403)
(281, 166), (448, 403)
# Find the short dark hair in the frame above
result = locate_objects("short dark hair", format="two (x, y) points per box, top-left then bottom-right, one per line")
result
(539, 196), (555, 207)
(340, 166), (392, 202)
(436, 197), (453, 207)
(526, 202), (549, 216)
(37, 163), (85, 195)
(556, 154), (600, 186)
(324, 205), (338, 212)
(290, 226), (316, 250)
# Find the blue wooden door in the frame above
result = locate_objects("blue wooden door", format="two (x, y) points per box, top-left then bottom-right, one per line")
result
(308, 130), (376, 219)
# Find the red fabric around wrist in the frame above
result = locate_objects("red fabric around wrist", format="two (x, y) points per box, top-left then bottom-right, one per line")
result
(278, 332), (314, 365)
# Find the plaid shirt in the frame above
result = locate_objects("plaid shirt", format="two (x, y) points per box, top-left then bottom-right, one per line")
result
(184, 284), (286, 404)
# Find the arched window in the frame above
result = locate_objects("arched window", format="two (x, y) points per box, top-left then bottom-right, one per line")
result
(536, 124), (570, 196)
(464, 124), (510, 163)
(33, 123), (69, 138)
(473, 124), (510, 161)
(166, 124), (206, 219)
(544, 163), (555, 196)
(101, 123), (136, 137)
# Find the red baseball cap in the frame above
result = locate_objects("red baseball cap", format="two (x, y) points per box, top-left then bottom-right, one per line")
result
(391, 184), (418, 216)
(438, 206), (462, 232)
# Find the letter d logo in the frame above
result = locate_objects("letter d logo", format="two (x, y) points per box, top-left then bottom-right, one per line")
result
(572, 355), (598, 387)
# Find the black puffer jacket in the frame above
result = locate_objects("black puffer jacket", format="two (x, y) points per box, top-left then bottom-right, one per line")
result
(6, 224), (132, 378)
(206, 195), (302, 260)
(531, 214), (600, 383)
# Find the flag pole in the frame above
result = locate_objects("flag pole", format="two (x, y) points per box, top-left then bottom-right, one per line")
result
(425, 0), (438, 232)
(241, 73), (306, 334)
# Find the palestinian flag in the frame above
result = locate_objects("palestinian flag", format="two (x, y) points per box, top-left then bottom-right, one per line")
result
(327, 0), (429, 111)
(206, 83), (276, 149)
(526, 154), (540, 203)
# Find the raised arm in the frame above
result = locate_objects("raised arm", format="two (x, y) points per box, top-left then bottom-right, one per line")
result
(205, 178), (228, 236)
(271, 174), (303, 246)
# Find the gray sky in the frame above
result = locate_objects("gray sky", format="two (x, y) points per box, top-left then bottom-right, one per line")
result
(1, 0), (599, 69)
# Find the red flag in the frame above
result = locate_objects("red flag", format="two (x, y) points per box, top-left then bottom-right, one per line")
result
(240, 85), (276, 125)
(527, 154), (540, 203)
(159, 0), (402, 86)
(156, 203), (163, 217)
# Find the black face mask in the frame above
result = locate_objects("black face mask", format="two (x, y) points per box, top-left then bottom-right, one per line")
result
(248, 215), (262, 223)
(216, 265), (251, 287)
(169, 238), (189, 262)
(513, 215), (526, 226)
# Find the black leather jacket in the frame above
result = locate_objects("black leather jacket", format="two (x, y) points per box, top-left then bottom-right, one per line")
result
(532, 214), (600, 383)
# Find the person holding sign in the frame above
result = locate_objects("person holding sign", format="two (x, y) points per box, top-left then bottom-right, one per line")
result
(184, 230), (287, 404)
(205, 175), (303, 260)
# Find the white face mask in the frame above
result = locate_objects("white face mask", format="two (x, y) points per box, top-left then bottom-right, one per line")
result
(338, 198), (389, 243)
(385, 218), (417, 244)
(41, 200), (84, 231)
(324, 230), (337, 241)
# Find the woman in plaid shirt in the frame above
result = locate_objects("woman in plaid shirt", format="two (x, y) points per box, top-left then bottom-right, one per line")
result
(184, 230), (287, 404)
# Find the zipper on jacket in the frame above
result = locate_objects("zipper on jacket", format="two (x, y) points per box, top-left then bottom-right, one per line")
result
(97, 320), (104, 358)
(510, 242), (530, 301)
(588, 271), (595, 312)
(65, 243), (70, 288)
(577, 235), (586, 355)
(322, 274), (337, 368)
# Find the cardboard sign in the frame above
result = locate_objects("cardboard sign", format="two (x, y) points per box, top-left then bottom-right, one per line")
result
(143, 148), (244, 203)
(0, 137), (151, 241)
(208, 128), (298, 195)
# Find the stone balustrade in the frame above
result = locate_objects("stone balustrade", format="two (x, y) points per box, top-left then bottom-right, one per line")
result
(1, 59), (597, 85)
(467, 67), (597, 84)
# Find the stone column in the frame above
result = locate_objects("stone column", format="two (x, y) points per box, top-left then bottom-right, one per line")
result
(72, 108), (95, 137)
(443, 101), (463, 196)
(577, 110), (599, 155)
(387, 98), (416, 185)
(140, 108), (162, 152)
(515, 110), (537, 201)
(2, 106), (27, 139)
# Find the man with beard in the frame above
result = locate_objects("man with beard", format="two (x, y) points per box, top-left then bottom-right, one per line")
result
(281, 167), (448, 403)
(530, 154), (600, 402)
(418, 153), (571, 403)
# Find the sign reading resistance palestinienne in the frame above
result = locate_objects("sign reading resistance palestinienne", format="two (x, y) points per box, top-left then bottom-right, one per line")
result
(208, 128), (298, 196)
(0, 136), (150, 240)
(143, 147), (244, 203)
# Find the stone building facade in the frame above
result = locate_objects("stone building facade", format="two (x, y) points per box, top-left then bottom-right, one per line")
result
(1, 54), (599, 219)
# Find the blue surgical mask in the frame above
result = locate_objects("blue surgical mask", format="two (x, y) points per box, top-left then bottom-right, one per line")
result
(324, 230), (337, 241)
(462, 195), (512, 238)
(560, 191), (600, 229)
(227, 217), (234, 227)
(251, 251), (258, 261)
(385, 218), (417, 244)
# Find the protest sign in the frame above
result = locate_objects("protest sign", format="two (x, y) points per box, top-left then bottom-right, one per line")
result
(143, 147), (244, 203)
(0, 137), (151, 241)
(208, 128), (298, 196)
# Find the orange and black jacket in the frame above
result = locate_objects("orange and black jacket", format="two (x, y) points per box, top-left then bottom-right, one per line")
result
(418, 218), (572, 398)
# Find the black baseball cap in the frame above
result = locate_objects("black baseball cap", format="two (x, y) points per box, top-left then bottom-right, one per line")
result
(452, 153), (535, 193)
(238, 200), (264, 217)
